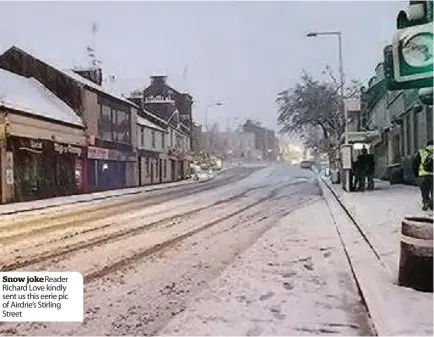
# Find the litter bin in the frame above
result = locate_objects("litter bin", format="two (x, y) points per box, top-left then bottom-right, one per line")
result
(398, 216), (433, 292)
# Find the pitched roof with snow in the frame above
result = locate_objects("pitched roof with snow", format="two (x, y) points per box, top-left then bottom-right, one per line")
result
(0, 68), (84, 127)
(4, 45), (139, 108)
(63, 69), (139, 107)
(137, 115), (166, 132)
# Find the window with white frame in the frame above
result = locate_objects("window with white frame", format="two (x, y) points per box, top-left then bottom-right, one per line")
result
(151, 130), (156, 149)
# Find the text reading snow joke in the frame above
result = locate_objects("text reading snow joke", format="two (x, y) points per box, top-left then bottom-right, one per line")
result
(0, 272), (83, 322)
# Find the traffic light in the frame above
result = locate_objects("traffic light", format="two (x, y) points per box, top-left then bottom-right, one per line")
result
(384, 0), (433, 90)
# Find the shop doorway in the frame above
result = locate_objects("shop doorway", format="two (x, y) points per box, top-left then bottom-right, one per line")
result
(159, 159), (163, 183)
(170, 159), (176, 181)
(180, 161), (184, 180)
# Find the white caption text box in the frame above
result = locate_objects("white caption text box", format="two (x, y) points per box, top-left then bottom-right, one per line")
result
(0, 272), (83, 322)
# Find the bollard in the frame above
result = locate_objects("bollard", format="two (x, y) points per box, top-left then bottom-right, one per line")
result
(399, 216), (433, 292)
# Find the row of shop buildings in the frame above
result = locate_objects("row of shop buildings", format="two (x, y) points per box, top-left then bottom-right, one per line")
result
(0, 45), (193, 204)
(356, 63), (432, 184)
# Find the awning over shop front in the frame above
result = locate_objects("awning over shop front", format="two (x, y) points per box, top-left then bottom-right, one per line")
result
(339, 130), (382, 146)
(137, 148), (160, 159)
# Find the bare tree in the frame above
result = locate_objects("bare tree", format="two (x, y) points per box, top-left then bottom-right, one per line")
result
(276, 69), (361, 165)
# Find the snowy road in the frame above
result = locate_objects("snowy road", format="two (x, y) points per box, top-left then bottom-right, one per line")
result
(0, 165), (374, 336)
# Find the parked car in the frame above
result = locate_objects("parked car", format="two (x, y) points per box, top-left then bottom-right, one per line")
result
(300, 160), (313, 169)
(194, 169), (214, 183)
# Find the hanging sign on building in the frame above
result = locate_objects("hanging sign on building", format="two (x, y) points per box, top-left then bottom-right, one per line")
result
(6, 169), (14, 185)
(88, 146), (109, 160)
(54, 143), (83, 156)
(6, 151), (13, 169)
(29, 140), (43, 150)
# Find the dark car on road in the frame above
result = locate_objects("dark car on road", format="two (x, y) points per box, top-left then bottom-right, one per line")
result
(300, 160), (314, 169)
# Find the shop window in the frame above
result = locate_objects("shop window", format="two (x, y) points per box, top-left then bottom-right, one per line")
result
(117, 110), (131, 144)
(14, 149), (43, 201)
(55, 155), (75, 196)
(88, 160), (98, 188)
(100, 105), (112, 141)
(176, 135), (181, 148)
(141, 127), (145, 147)
(406, 114), (411, 156)
(163, 160), (167, 178)
(427, 106), (433, 142)
(111, 109), (118, 141)
(413, 111), (419, 152)
(146, 158), (150, 177)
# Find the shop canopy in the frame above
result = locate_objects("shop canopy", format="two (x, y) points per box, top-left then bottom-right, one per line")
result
(339, 131), (382, 146)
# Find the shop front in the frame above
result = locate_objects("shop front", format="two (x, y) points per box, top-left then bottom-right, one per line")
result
(6, 136), (87, 202)
(168, 148), (192, 181)
(167, 148), (182, 181)
(87, 146), (137, 191)
(138, 149), (160, 186)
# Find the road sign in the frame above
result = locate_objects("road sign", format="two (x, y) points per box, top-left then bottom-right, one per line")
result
(384, 0), (433, 90)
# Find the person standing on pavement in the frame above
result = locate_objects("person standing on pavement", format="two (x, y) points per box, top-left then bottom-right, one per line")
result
(356, 147), (369, 191)
(366, 149), (375, 190)
(352, 157), (361, 191)
(412, 139), (433, 211)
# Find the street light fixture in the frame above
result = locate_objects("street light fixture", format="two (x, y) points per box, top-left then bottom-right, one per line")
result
(204, 102), (223, 132)
(306, 31), (347, 145)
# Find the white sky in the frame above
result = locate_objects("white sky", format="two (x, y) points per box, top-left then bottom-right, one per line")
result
(0, 0), (406, 131)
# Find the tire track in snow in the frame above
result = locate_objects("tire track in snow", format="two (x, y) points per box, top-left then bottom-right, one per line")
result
(82, 181), (307, 283)
(0, 168), (257, 237)
(1, 180), (296, 272)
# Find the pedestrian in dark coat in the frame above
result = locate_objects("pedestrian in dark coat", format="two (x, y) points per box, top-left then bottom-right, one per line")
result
(357, 147), (369, 191)
(412, 140), (433, 211)
(366, 151), (375, 190)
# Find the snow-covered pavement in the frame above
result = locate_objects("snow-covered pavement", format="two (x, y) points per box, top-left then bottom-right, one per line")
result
(323, 178), (431, 273)
(321, 178), (433, 336)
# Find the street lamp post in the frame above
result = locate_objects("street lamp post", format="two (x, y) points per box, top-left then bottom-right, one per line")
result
(307, 31), (350, 191)
(204, 102), (223, 156)
(204, 102), (223, 132)
(306, 31), (347, 145)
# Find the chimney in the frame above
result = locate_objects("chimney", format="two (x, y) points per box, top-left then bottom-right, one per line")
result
(150, 75), (167, 86)
(73, 68), (103, 86)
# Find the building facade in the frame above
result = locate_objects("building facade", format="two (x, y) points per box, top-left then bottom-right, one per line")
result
(129, 76), (193, 180)
(242, 120), (279, 160)
(0, 45), (139, 193)
(360, 62), (433, 184)
(0, 69), (87, 203)
(137, 115), (170, 185)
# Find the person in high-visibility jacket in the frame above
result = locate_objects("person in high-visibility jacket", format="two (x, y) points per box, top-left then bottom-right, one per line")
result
(412, 140), (433, 211)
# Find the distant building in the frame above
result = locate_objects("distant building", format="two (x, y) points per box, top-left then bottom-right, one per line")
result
(345, 97), (361, 132)
(219, 131), (256, 160)
(128, 76), (193, 181)
(242, 120), (279, 160)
